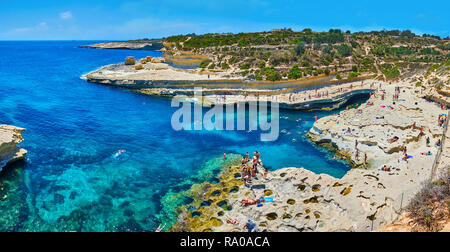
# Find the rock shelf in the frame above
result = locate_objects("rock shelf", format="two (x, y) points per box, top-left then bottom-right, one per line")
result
(170, 80), (448, 232)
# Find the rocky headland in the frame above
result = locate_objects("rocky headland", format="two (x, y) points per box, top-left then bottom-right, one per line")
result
(0, 125), (27, 172)
(79, 40), (164, 51)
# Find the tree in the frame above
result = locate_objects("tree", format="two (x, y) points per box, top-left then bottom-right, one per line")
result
(336, 73), (342, 80)
(322, 45), (333, 54)
(337, 44), (352, 57)
(288, 64), (303, 79)
(302, 28), (312, 34)
(257, 61), (266, 69)
(400, 30), (415, 39)
(294, 41), (306, 56)
(265, 68), (282, 81)
(240, 62), (251, 70)
(348, 72), (359, 78)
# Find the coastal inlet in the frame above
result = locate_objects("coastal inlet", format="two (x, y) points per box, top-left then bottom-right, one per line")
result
(0, 41), (369, 231)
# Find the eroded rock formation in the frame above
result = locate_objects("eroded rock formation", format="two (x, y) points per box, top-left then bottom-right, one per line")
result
(0, 125), (27, 171)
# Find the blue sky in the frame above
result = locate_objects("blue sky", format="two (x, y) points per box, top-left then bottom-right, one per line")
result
(1, 0), (449, 40)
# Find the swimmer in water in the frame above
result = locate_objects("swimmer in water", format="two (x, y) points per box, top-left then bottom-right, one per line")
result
(113, 149), (126, 158)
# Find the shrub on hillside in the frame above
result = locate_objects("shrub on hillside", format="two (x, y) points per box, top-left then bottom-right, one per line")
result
(199, 61), (209, 68)
(265, 68), (282, 81)
(348, 72), (359, 78)
(406, 169), (449, 231)
(240, 62), (251, 70)
(294, 41), (306, 56)
(288, 64), (303, 79)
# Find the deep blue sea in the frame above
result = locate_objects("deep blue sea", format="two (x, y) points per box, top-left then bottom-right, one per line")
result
(0, 41), (365, 231)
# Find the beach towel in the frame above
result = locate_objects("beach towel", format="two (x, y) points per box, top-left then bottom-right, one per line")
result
(264, 197), (274, 203)
(251, 184), (266, 190)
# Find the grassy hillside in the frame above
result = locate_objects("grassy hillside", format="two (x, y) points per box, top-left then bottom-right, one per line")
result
(162, 29), (450, 81)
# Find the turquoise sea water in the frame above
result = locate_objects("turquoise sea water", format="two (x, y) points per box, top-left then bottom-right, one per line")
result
(0, 41), (367, 231)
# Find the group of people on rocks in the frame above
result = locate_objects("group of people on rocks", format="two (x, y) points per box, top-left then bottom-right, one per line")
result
(241, 151), (265, 186)
(230, 151), (269, 232)
(438, 114), (447, 128)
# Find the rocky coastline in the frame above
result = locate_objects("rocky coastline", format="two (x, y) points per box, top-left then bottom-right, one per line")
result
(82, 55), (448, 232)
(169, 79), (449, 232)
(0, 125), (27, 172)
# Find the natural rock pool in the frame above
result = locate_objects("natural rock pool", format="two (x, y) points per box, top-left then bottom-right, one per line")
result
(0, 41), (368, 231)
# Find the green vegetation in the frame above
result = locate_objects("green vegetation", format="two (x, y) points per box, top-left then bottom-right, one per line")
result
(406, 172), (449, 231)
(294, 41), (306, 56)
(264, 67), (282, 81)
(380, 63), (400, 79)
(208, 63), (216, 69)
(288, 64), (303, 79)
(348, 72), (359, 79)
(337, 44), (352, 57)
(240, 62), (251, 70)
(162, 28), (449, 80)
(221, 62), (230, 70)
(199, 61), (209, 68)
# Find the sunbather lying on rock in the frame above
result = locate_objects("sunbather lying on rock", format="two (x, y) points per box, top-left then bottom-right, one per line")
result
(402, 153), (410, 161)
(381, 165), (391, 171)
(388, 136), (399, 143)
(435, 139), (441, 147)
(241, 199), (258, 207)
(226, 218), (240, 226)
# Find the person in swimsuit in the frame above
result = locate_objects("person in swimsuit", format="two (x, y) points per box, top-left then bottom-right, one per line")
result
(226, 218), (240, 226)
(155, 223), (166, 232)
(241, 199), (258, 207)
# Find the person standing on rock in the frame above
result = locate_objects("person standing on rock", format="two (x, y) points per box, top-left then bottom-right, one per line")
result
(264, 168), (269, 180)
(355, 139), (358, 150)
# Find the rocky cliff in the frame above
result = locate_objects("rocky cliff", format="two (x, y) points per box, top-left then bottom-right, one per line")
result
(0, 125), (27, 172)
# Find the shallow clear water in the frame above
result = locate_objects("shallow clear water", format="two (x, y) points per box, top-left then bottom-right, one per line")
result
(0, 41), (366, 231)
